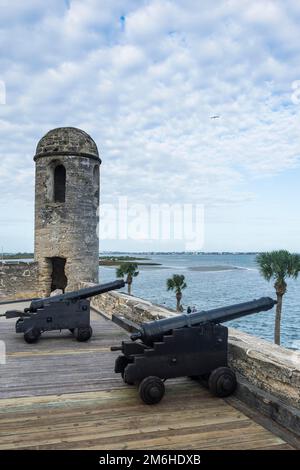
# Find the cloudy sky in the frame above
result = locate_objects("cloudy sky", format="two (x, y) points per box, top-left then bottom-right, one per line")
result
(0, 0), (300, 252)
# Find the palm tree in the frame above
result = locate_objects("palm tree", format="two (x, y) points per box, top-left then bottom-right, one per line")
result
(116, 262), (139, 295)
(166, 274), (187, 312)
(256, 250), (300, 345)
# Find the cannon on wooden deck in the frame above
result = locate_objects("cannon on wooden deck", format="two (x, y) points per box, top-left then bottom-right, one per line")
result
(111, 297), (276, 404)
(1, 280), (125, 343)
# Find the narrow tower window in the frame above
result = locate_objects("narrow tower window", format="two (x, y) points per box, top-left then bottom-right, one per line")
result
(54, 165), (66, 202)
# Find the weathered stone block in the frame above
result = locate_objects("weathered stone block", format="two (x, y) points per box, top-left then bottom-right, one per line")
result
(0, 262), (39, 300)
(228, 328), (300, 408)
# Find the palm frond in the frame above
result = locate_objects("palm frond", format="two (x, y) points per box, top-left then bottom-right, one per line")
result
(256, 250), (300, 283)
(287, 253), (300, 279)
(166, 274), (187, 292)
(116, 266), (125, 278)
(166, 278), (175, 291)
(116, 262), (139, 278)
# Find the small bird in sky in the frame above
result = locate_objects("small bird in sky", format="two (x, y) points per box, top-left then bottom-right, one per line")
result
(210, 115), (220, 119)
(120, 15), (126, 32)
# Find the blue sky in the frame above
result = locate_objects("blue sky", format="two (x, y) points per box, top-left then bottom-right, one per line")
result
(0, 0), (300, 252)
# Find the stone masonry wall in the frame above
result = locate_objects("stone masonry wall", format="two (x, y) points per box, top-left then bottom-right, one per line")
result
(81, 282), (300, 414)
(35, 155), (100, 295)
(34, 128), (100, 296)
(0, 262), (39, 300)
(89, 288), (178, 324)
(228, 329), (300, 408)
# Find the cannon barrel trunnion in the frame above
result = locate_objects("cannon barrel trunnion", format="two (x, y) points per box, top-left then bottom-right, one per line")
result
(111, 296), (276, 405)
(3, 280), (125, 344)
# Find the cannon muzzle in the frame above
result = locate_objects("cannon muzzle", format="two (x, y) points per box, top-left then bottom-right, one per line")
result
(110, 345), (123, 351)
(1, 310), (32, 319)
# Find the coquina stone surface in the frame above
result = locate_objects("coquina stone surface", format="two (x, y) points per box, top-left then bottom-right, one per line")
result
(88, 287), (177, 323)
(34, 127), (101, 295)
(228, 329), (300, 407)
(0, 262), (39, 300)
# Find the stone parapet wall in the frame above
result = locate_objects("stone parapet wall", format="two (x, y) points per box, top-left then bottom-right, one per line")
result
(82, 282), (300, 433)
(228, 329), (300, 408)
(85, 285), (177, 323)
(0, 262), (39, 300)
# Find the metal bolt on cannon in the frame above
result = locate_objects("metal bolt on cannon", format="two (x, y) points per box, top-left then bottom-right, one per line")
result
(111, 297), (276, 405)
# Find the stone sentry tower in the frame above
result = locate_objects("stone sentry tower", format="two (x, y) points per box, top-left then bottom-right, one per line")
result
(34, 127), (101, 295)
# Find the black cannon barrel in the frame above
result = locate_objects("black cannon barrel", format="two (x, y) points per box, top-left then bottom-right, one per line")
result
(0, 297), (39, 306)
(29, 280), (125, 311)
(131, 297), (276, 343)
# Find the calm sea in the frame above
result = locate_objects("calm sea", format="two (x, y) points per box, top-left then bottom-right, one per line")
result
(100, 253), (300, 349)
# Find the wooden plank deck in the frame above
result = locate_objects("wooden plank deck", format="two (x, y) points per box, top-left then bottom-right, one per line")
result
(0, 304), (294, 450)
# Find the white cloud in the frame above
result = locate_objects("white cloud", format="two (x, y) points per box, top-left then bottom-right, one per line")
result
(0, 0), (300, 250)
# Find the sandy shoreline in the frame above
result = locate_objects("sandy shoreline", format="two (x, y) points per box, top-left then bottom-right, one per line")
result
(188, 265), (244, 272)
(102, 264), (245, 272)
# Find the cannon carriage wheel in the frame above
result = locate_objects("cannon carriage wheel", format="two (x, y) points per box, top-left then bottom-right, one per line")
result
(74, 326), (93, 342)
(208, 367), (237, 397)
(114, 355), (134, 385)
(24, 327), (41, 344)
(138, 376), (165, 405)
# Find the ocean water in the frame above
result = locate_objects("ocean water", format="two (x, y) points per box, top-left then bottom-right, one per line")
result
(99, 253), (300, 349)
